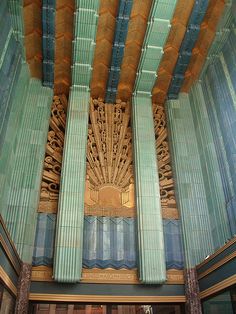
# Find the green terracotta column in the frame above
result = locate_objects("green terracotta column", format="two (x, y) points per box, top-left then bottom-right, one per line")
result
(8, 0), (25, 51)
(132, 93), (166, 284)
(54, 87), (90, 282)
(219, 53), (236, 110)
(53, 0), (98, 283)
(130, 0), (178, 284)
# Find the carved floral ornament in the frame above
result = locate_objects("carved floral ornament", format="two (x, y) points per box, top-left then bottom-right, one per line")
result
(38, 95), (67, 213)
(38, 96), (178, 219)
(153, 103), (179, 219)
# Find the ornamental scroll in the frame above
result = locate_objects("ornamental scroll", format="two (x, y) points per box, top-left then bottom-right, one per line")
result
(85, 98), (135, 217)
(153, 103), (179, 219)
(38, 95), (67, 213)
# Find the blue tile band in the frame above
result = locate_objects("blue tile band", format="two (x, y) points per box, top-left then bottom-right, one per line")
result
(42, 0), (55, 88)
(105, 0), (133, 103)
(83, 216), (137, 269)
(168, 0), (209, 99)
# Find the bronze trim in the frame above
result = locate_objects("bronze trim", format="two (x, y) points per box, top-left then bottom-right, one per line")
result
(198, 251), (236, 280)
(197, 236), (236, 269)
(200, 274), (236, 299)
(29, 293), (186, 303)
(0, 215), (22, 264)
(0, 235), (21, 275)
(0, 266), (17, 296)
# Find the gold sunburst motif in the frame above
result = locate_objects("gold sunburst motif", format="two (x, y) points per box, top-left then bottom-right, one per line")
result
(85, 98), (135, 214)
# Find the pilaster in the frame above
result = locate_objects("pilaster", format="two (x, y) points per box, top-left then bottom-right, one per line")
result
(132, 94), (166, 284)
(54, 87), (90, 282)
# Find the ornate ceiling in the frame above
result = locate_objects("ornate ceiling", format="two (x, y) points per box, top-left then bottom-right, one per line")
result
(22, 0), (226, 102)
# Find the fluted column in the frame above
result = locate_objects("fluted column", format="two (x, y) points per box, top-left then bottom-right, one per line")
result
(54, 87), (90, 282)
(132, 93), (166, 284)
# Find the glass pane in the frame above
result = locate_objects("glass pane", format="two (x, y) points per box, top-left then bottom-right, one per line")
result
(153, 304), (184, 314)
(0, 288), (15, 314)
(202, 291), (234, 314)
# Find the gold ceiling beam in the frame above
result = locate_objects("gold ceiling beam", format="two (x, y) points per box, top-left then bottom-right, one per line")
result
(152, 0), (195, 104)
(54, 0), (75, 96)
(116, 0), (152, 102)
(182, 0), (226, 92)
(23, 0), (42, 79)
(90, 0), (119, 100)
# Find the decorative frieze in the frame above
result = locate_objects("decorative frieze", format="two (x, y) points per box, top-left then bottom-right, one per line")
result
(81, 268), (139, 284)
(31, 266), (184, 285)
(84, 206), (136, 218)
(167, 269), (184, 284)
(31, 266), (53, 282)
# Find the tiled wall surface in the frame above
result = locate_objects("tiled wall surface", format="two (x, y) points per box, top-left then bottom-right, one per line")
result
(0, 0), (22, 155)
(202, 26), (236, 235)
(190, 82), (230, 248)
(83, 216), (137, 269)
(166, 17), (236, 267)
(4, 79), (52, 263)
(166, 94), (215, 267)
(33, 213), (56, 266)
(0, 64), (29, 219)
(163, 219), (184, 269)
(0, 1), (53, 263)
